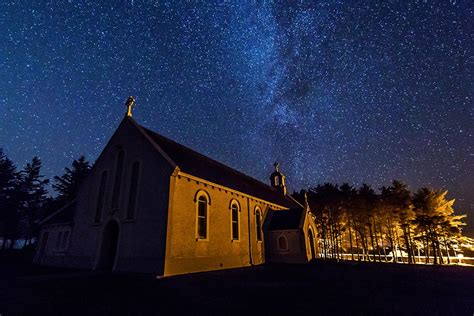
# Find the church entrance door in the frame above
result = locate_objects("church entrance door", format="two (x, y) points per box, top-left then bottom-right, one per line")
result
(308, 228), (316, 260)
(97, 221), (119, 271)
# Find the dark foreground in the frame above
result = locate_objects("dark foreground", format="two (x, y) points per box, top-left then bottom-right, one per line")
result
(0, 260), (473, 316)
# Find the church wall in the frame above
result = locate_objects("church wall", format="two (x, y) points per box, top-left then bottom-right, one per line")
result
(34, 224), (73, 266)
(59, 118), (174, 274)
(267, 230), (308, 264)
(163, 173), (281, 276)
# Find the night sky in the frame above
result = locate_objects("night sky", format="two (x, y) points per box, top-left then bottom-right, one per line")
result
(1, 1), (473, 234)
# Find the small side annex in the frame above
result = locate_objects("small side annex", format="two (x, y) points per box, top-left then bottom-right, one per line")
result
(34, 201), (76, 266)
(265, 206), (318, 264)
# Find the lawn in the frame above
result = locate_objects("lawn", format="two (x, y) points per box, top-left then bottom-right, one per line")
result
(0, 259), (473, 315)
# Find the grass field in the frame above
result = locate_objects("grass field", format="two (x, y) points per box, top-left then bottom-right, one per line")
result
(0, 259), (473, 315)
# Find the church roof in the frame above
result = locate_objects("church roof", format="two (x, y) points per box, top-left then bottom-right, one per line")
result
(267, 208), (305, 230)
(136, 121), (299, 209)
(40, 200), (76, 226)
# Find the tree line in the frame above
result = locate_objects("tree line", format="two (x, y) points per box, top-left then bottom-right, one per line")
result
(0, 148), (90, 250)
(293, 181), (470, 265)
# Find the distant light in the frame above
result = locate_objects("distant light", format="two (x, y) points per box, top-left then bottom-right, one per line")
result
(457, 254), (464, 258)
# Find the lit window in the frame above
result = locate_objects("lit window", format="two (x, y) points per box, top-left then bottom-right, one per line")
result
(231, 201), (239, 240)
(111, 150), (125, 210)
(126, 161), (140, 219)
(95, 171), (107, 222)
(278, 236), (288, 250)
(197, 195), (208, 239)
(274, 176), (280, 186)
(256, 209), (262, 242)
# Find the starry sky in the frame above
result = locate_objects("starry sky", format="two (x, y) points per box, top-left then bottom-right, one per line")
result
(1, 1), (473, 234)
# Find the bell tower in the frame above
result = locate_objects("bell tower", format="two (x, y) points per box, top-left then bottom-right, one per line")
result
(270, 162), (287, 195)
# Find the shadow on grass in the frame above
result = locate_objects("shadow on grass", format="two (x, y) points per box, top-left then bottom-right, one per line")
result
(0, 256), (473, 315)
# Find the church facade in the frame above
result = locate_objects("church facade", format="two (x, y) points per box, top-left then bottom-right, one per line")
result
(34, 109), (317, 277)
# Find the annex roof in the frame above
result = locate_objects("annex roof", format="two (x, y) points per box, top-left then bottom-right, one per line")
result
(40, 200), (76, 226)
(267, 207), (305, 230)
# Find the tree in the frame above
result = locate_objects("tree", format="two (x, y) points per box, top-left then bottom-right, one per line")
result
(0, 149), (21, 249)
(356, 184), (378, 262)
(381, 181), (415, 264)
(294, 180), (469, 266)
(308, 183), (345, 260)
(18, 156), (49, 247)
(53, 155), (90, 205)
(413, 188), (466, 265)
(340, 183), (356, 261)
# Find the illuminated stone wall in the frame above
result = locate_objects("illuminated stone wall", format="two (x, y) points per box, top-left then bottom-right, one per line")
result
(163, 172), (288, 276)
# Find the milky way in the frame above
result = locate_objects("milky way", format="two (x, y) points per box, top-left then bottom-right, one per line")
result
(1, 1), (473, 234)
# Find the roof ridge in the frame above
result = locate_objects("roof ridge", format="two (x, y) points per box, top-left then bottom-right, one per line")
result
(140, 125), (282, 194)
(126, 117), (178, 168)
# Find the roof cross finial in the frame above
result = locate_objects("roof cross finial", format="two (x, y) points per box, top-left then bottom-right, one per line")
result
(125, 96), (136, 117)
(274, 162), (280, 172)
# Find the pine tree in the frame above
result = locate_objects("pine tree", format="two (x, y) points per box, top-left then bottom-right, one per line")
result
(0, 149), (21, 249)
(382, 181), (415, 264)
(53, 155), (91, 205)
(413, 188), (466, 265)
(18, 156), (49, 247)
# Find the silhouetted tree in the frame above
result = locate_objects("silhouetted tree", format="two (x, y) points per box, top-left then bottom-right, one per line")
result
(53, 155), (90, 205)
(0, 149), (21, 249)
(18, 157), (49, 247)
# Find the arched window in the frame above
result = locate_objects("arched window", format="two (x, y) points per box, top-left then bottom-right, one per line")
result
(230, 201), (240, 240)
(255, 209), (262, 242)
(126, 161), (140, 220)
(95, 171), (107, 223)
(111, 150), (125, 210)
(196, 194), (209, 239)
(278, 236), (288, 250)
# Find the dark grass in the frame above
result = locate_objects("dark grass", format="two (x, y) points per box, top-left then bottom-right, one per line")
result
(0, 259), (473, 316)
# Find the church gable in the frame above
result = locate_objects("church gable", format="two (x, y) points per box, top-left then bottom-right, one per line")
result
(74, 117), (176, 224)
(59, 116), (176, 274)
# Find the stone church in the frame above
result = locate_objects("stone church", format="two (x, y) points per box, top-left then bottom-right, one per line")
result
(34, 98), (318, 277)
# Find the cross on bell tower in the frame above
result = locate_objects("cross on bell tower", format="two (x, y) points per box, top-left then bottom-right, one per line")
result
(125, 96), (136, 117)
(270, 162), (287, 195)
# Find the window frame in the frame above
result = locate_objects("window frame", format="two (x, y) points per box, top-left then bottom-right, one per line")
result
(94, 170), (108, 223)
(54, 229), (71, 251)
(111, 149), (125, 211)
(55, 231), (63, 250)
(278, 235), (288, 251)
(125, 160), (141, 221)
(61, 230), (70, 250)
(195, 191), (210, 241)
(230, 200), (240, 241)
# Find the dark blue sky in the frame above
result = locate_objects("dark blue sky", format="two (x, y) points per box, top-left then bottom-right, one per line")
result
(1, 1), (473, 234)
